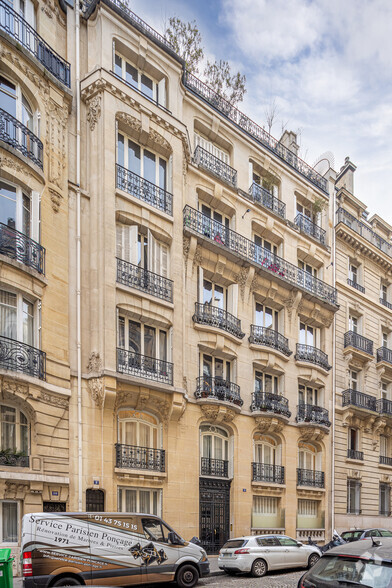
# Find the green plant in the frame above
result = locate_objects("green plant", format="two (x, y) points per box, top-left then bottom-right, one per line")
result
(312, 197), (326, 215)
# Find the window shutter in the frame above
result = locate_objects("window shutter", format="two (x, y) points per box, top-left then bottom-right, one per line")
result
(167, 154), (173, 193)
(272, 185), (278, 198)
(25, 0), (35, 27)
(148, 229), (156, 273)
(158, 78), (166, 108)
(168, 326), (173, 363)
(228, 435), (234, 479)
(227, 284), (238, 316)
(160, 243), (168, 277)
(198, 267), (204, 303)
(31, 191), (40, 242)
(249, 161), (253, 188)
(116, 225), (123, 259)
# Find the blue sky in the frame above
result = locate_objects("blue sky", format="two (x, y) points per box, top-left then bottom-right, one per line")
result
(131, 0), (392, 224)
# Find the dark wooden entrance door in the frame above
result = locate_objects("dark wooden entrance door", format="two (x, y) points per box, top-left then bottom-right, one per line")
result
(199, 478), (231, 554)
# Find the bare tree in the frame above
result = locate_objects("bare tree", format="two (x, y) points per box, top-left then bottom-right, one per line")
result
(264, 98), (278, 135)
(204, 60), (246, 106)
(164, 17), (204, 74)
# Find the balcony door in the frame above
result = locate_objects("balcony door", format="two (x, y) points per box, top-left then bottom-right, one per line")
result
(0, 289), (34, 346)
(254, 440), (276, 465)
(255, 371), (279, 395)
(116, 225), (169, 277)
(298, 447), (316, 471)
(2, 0), (35, 29)
(203, 280), (225, 309)
(299, 322), (317, 347)
(118, 410), (159, 449)
(0, 75), (34, 131)
(298, 384), (318, 406)
(255, 303), (278, 330)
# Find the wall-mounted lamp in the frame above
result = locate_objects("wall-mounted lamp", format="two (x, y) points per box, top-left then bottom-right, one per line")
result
(242, 208), (251, 219)
(326, 261), (334, 269)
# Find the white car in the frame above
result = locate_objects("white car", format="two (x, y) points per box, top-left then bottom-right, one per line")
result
(218, 534), (320, 577)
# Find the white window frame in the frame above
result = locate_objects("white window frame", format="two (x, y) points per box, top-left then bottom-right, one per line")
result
(202, 279), (226, 309)
(349, 370), (359, 391)
(298, 259), (318, 278)
(255, 303), (279, 330)
(298, 499), (318, 517)
(0, 73), (37, 133)
(194, 133), (230, 165)
(114, 53), (162, 105)
(0, 404), (29, 454)
(116, 225), (169, 277)
(253, 496), (278, 515)
(298, 384), (319, 406)
(117, 487), (161, 516)
(0, 289), (37, 346)
(298, 445), (317, 471)
(255, 371), (279, 395)
(381, 382), (390, 400)
(349, 263), (358, 284)
(347, 479), (361, 514)
(0, 179), (39, 241)
(0, 500), (19, 544)
(200, 424), (229, 461)
(116, 131), (168, 190)
(255, 234), (278, 256)
(381, 282), (389, 302)
(348, 427), (359, 451)
(117, 316), (169, 362)
(117, 409), (161, 449)
(380, 483), (391, 515)
(200, 353), (232, 381)
(299, 321), (318, 347)
(349, 315), (359, 334)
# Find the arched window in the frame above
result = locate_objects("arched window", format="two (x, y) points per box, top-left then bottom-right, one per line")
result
(0, 180), (33, 237)
(0, 74), (35, 132)
(298, 442), (317, 470)
(254, 433), (279, 465)
(0, 405), (29, 454)
(0, 289), (35, 346)
(200, 425), (228, 461)
(117, 410), (160, 448)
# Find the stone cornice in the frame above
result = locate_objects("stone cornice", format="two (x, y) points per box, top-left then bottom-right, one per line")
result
(336, 223), (392, 272)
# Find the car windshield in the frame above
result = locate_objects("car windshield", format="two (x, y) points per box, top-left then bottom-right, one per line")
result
(308, 555), (392, 588)
(222, 539), (248, 549)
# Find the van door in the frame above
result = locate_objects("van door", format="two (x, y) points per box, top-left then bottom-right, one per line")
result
(141, 518), (179, 584)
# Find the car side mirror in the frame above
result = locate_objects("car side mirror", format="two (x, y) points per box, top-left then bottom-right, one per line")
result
(297, 541), (303, 547)
(168, 531), (185, 545)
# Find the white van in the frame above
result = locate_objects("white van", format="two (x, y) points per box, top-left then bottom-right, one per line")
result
(21, 512), (209, 588)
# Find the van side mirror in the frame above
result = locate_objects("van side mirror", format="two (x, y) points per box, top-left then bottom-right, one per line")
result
(168, 531), (185, 545)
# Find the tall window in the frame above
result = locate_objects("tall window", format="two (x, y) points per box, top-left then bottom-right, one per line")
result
(0, 181), (33, 237)
(116, 225), (169, 276)
(348, 428), (358, 452)
(255, 303), (278, 330)
(0, 501), (18, 543)
(298, 384), (319, 406)
(254, 235), (278, 255)
(380, 484), (391, 516)
(117, 316), (168, 362)
(298, 443), (317, 471)
(298, 259), (318, 278)
(347, 479), (361, 514)
(0, 75), (35, 131)
(255, 371), (279, 395)
(0, 290), (35, 346)
(0, 405), (29, 453)
(201, 354), (231, 382)
(118, 487), (161, 516)
(117, 132), (167, 190)
(114, 54), (165, 107)
(203, 280), (225, 309)
(349, 370), (359, 391)
(299, 322), (317, 347)
(200, 203), (230, 229)
(381, 282), (389, 302)
(5, 0), (35, 26)
(200, 425), (228, 461)
(117, 410), (159, 449)
(381, 382), (390, 400)
(380, 435), (389, 458)
(254, 434), (277, 465)
(349, 315), (358, 333)
(349, 263), (358, 284)
(194, 134), (229, 164)
(296, 202), (317, 224)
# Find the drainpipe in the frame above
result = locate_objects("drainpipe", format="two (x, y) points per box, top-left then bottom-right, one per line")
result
(331, 184), (337, 534)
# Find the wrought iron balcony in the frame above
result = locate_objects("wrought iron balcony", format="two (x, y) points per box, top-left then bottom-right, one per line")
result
(116, 164), (172, 215)
(0, 108), (43, 168)
(248, 182), (285, 219)
(296, 404), (331, 427)
(115, 443), (165, 471)
(377, 347), (392, 366)
(377, 398), (392, 416)
(295, 344), (331, 371)
(344, 331), (373, 355)
(0, 0), (71, 87)
(116, 258), (173, 303)
(195, 376), (243, 407)
(192, 302), (244, 339)
(295, 213), (326, 245)
(0, 452), (29, 467)
(183, 71), (328, 194)
(297, 468), (325, 488)
(183, 206), (338, 307)
(249, 325), (291, 356)
(0, 335), (46, 380)
(193, 145), (237, 188)
(336, 207), (392, 260)
(0, 223), (45, 274)
(117, 348), (173, 385)
(252, 463), (285, 484)
(347, 279), (365, 293)
(200, 457), (228, 478)
(347, 449), (363, 460)
(380, 456), (392, 467)
(381, 298), (392, 310)
(342, 389), (377, 412)
(250, 392), (291, 418)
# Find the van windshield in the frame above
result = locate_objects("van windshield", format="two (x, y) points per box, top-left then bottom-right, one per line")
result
(142, 518), (168, 543)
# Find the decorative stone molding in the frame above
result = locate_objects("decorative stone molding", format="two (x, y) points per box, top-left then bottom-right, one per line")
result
(192, 244), (203, 274)
(88, 377), (105, 407)
(87, 352), (102, 373)
(200, 404), (236, 423)
(0, 155), (34, 180)
(171, 396), (187, 422)
(297, 425), (328, 442)
(116, 113), (171, 155)
(5, 482), (30, 500)
(0, 43), (50, 98)
(41, 0), (66, 26)
(39, 392), (69, 409)
(49, 187), (63, 213)
(87, 95), (102, 131)
(233, 267), (249, 302)
(254, 416), (284, 434)
(347, 469), (362, 480)
(183, 236), (190, 271)
(2, 379), (30, 398)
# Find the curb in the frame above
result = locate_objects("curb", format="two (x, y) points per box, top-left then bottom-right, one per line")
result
(209, 570), (225, 577)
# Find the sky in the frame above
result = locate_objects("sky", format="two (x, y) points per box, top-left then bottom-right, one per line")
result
(130, 0), (392, 224)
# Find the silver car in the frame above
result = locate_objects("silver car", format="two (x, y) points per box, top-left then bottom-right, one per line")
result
(218, 534), (320, 577)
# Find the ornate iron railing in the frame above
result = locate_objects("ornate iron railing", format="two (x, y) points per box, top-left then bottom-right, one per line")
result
(249, 325), (291, 356)
(0, 452), (29, 467)
(183, 71), (328, 194)
(295, 344), (331, 371)
(115, 443), (165, 471)
(195, 376), (243, 407)
(117, 348), (173, 385)
(0, 335), (45, 380)
(0, 108), (43, 168)
(252, 463), (285, 484)
(0, 0), (71, 86)
(377, 347), (392, 365)
(297, 468), (325, 488)
(200, 457), (228, 478)
(342, 389), (377, 412)
(250, 392), (291, 418)
(193, 145), (237, 188)
(344, 331), (373, 355)
(347, 449), (363, 460)
(0, 223), (45, 274)
(296, 404), (331, 427)
(295, 213), (326, 245)
(336, 207), (392, 259)
(183, 206), (338, 306)
(248, 183), (286, 219)
(380, 298), (392, 310)
(377, 398), (392, 416)
(192, 302), (244, 339)
(347, 278), (365, 293)
(380, 456), (392, 467)
(116, 258), (173, 302)
(116, 164), (172, 215)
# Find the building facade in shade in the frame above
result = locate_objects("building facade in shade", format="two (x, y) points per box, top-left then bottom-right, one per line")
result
(0, 0), (72, 572)
(67, 0), (338, 554)
(334, 160), (392, 531)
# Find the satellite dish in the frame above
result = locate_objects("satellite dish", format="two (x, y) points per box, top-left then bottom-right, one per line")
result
(313, 151), (335, 175)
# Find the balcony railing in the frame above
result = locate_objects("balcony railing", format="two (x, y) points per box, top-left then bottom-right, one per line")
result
(336, 207), (392, 260)
(0, 223), (45, 274)
(380, 456), (392, 467)
(377, 347), (392, 366)
(116, 164), (172, 215)
(347, 449), (364, 460)
(295, 344), (331, 371)
(297, 468), (325, 488)
(116, 258), (173, 303)
(296, 404), (331, 427)
(381, 298), (392, 310)
(117, 348), (173, 385)
(193, 145), (237, 188)
(294, 213), (326, 245)
(195, 376), (243, 407)
(183, 206), (338, 307)
(0, 452), (29, 467)
(248, 183), (286, 219)
(200, 457), (228, 478)
(377, 398), (392, 416)
(252, 463), (285, 484)
(344, 331), (373, 355)
(0, 335), (46, 380)
(0, 0), (71, 87)
(183, 71), (328, 194)
(250, 392), (291, 418)
(192, 302), (244, 339)
(0, 108), (43, 168)
(249, 325), (291, 356)
(115, 443), (165, 471)
(347, 279), (365, 293)
(342, 389), (377, 412)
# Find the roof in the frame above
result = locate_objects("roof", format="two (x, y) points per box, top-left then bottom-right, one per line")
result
(326, 537), (392, 561)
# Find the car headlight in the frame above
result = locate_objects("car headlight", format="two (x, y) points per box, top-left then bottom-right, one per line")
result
(199, 549), (208, 562)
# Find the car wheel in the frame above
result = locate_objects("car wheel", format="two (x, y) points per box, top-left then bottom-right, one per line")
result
(308, 553), (320, 568)
(51, 577), (82, 587)
(176, 564), (199, 588)
(251, 558), (267, 577)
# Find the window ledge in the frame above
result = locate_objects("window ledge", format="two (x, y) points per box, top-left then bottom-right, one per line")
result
(346, 458), (364, 465)
(114, 467), (167, 480)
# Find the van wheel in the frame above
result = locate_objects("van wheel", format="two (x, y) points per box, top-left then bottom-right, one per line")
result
(251, 558), (267, 577)
(176, 564), (199, 588)
(52, 577), (82, 587)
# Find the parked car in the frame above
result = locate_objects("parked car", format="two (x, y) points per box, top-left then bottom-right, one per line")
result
(341, 528), (392, 542)
(298, 537), (392, 587)
(218, 534), (320, 577)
